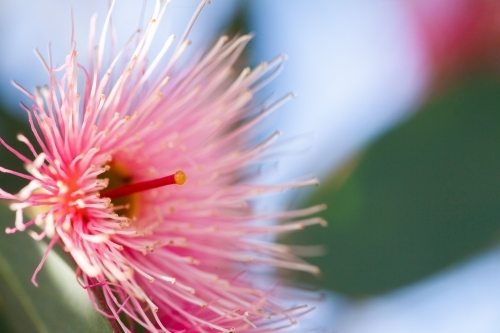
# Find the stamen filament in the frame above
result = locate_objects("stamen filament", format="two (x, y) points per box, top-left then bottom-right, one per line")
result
(102, 170), (186, 199)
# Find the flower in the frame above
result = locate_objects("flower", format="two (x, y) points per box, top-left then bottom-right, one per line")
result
(0, 0), (326, 332)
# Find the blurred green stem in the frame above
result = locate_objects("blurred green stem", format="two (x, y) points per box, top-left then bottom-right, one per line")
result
(0, 251), (49, 333)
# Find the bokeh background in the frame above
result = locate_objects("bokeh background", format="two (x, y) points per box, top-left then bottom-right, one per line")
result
(1, 0), (500, 332)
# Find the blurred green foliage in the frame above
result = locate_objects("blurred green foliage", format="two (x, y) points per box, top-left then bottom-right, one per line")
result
(0, 204), (113, 333)
(286, 74), (500, 297)
(0, 109), (34, 194)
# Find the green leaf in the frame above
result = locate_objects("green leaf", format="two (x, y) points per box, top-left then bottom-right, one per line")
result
(0, 107), (39, 194)
(0, 204), (114, 333)
(285, 75), (500, 297)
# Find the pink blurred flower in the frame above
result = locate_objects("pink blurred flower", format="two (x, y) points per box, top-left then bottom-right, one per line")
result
(410, 0), (500, 84)
(0, 1), (325, 332)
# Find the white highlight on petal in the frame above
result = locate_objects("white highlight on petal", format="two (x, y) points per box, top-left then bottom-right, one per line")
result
(158, 276), (176, 284)
(9, 202), (31, 211)
(18, 180), (41, 200)
(79, 233), (109, 243)
(103, 262), (133, 282)
(45, 211), (55, 238)
(70, 248), (101, 277)
(35, 214), (44, 227)
(25, 165), (43, 179)
(24, 152), (46, 179)
(14, 209), (25, 231)
(33, 152), (46, 169)
(28, 229), (46, 241)
(56, 180), (69, 195)
(62, 216), (71, 232)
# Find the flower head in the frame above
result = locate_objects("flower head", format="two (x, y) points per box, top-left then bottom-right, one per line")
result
(0, 1), (326, 332)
